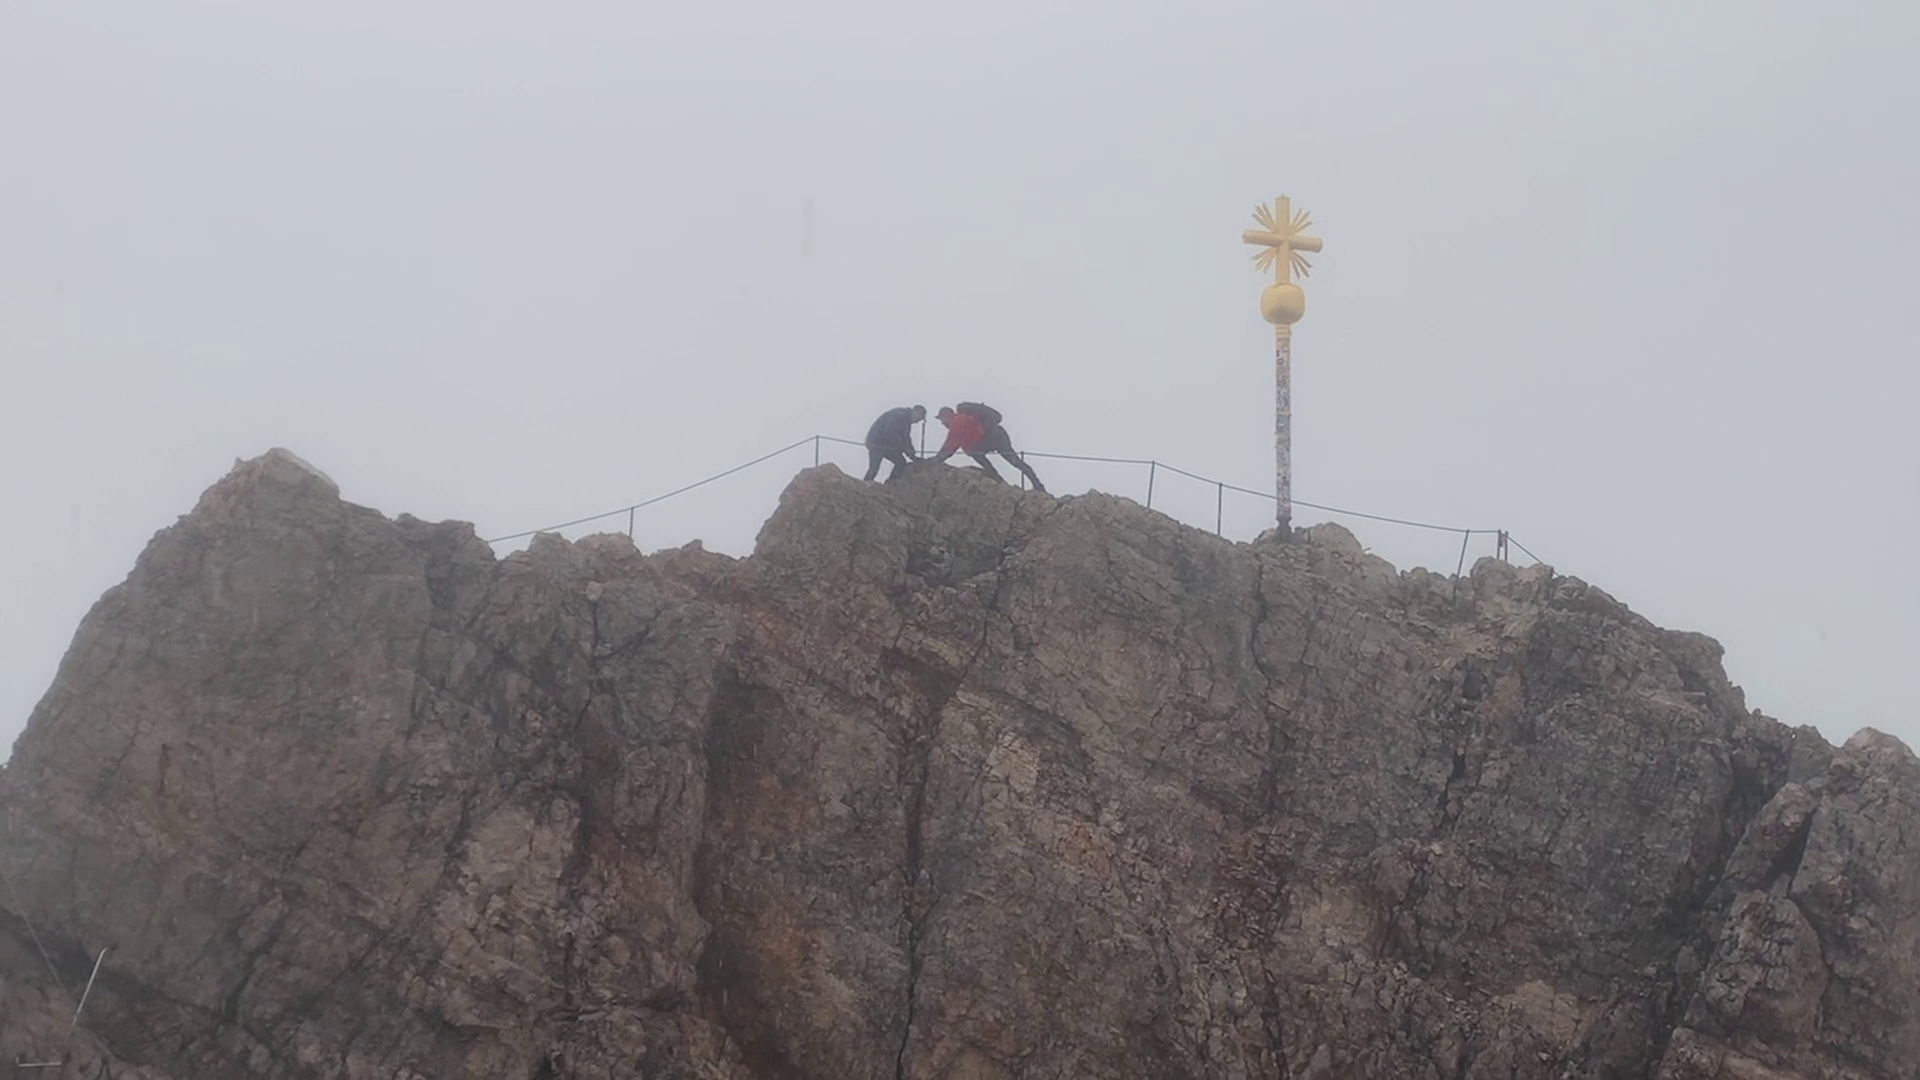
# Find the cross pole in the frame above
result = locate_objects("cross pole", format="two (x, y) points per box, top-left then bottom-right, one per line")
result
(1241, 195), (1322, 534)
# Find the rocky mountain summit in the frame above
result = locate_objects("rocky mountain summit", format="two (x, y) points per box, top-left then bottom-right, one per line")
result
(1, 449), (1914, 1079)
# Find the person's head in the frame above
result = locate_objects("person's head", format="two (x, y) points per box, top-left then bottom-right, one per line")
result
(911, 405), (926, 422)
(936, 406), (956, 425)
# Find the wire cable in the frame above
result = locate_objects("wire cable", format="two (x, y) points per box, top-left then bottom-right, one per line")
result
(486, 433), (1515, 548)
(485, 437), (816, 543)
(1072, 458), (1481, 534)
(1019, 450), (1158, 466)
(0, 859), (69, 996)
(1507, 535), (1545, 566)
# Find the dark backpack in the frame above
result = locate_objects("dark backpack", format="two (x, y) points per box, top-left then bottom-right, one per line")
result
(956, 401), (1003, 427)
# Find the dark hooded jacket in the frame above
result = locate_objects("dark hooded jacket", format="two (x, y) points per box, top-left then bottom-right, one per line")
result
(866, 407), (919, 452)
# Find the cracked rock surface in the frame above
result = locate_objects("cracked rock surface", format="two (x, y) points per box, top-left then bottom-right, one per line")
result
(1, 449), (1915, 1079)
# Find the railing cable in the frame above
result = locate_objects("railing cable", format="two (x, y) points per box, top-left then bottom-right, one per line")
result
(484, 433), (1547, 567)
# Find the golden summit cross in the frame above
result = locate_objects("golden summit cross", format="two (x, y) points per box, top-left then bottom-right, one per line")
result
(1239, 193), (1323, 535)
(1241, 195), (1322, 286)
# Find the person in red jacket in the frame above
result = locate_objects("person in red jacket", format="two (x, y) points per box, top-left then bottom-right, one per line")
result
(931, 406), (1046, 492)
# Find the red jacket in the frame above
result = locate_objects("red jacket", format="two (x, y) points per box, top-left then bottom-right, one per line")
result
(937, 413), (987, 455)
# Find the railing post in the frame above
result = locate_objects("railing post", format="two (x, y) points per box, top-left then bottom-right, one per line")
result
(1146, 461), (1157, 509)
(813, 435), (820, 466)
(1216, 482), (1224, 536)
(628, 507), (635, 540)
(1497, 530), (1509, 562)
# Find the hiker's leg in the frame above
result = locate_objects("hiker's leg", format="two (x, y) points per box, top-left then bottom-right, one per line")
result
(864, 446), (885, 482)
(1000, 448), (1045, 492)
(967, 453), (1006, 482)
(984, 427), (1044, 491)
(883, 449), (913, 482)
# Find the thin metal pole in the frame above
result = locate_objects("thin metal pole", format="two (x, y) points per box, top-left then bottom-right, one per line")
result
(627, 507), (635, 539)
(1455, 530), (1473, 578)
(1146, 461), (1157, 509)
(1276, 326), (1293, 533)
(813, 435), (820, 466)
(1216, 482), (1224, 535)
(71, 947), (106, 1030)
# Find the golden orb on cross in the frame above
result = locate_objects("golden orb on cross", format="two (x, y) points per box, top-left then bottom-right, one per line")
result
(1260, 283), (1307, 325)
(1242, 195), (1322, 326)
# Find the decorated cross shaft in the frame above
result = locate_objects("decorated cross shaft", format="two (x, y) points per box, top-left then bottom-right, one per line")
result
(1241, 195), (1322, 533)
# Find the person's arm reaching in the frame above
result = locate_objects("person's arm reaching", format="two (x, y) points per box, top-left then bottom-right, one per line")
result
(932, 427), (962, 462)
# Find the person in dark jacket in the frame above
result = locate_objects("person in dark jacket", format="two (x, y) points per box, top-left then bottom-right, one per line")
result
(931, 406), (1046, 492)
(864, 404), (926, 482)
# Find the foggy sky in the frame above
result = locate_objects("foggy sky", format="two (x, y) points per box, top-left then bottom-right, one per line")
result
(4, 0), (1916, 758)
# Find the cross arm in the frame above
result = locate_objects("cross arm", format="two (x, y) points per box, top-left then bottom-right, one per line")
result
(1241, 230), (1323, 253)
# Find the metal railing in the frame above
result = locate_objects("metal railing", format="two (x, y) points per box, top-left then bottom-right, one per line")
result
(485, 433), (1544, 576)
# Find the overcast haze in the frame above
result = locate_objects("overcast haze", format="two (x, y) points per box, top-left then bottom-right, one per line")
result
(4, 1), (1916, 757)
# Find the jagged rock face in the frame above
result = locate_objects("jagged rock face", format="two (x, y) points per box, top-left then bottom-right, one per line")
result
(0, 450), (1914, 1079)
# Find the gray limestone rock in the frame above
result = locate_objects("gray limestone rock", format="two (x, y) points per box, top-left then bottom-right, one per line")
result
(0, 453), (1913, 1079)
